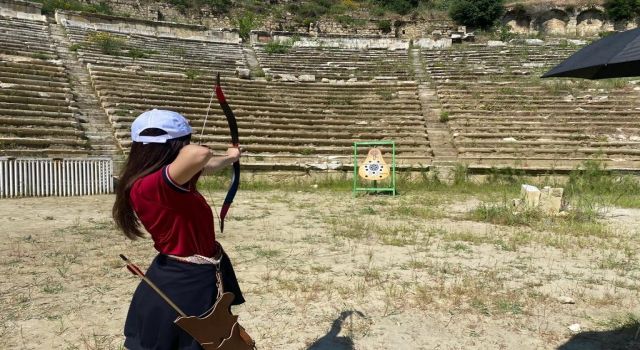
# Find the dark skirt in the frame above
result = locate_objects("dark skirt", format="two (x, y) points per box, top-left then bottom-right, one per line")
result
(124, 252), (245, 350)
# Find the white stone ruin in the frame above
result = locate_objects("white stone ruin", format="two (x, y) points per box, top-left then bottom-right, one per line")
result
(513, 184), (564, 215)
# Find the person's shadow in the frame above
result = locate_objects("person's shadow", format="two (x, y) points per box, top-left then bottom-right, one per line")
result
(307, 310), (366, 350)
(557, 323), (640, 350)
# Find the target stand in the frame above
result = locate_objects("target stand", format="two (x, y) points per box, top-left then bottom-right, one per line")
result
(352, 141), (396, 197)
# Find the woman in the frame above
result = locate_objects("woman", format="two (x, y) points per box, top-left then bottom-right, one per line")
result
(113, 109), (244, 349)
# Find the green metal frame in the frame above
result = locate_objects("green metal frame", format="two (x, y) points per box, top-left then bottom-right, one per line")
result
(352, 141), (396, 196)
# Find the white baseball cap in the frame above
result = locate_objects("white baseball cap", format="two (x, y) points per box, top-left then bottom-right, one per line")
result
(131, 109), (192, 144)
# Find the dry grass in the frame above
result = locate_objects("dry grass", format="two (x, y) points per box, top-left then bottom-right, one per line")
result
(0, 184), (639, 349)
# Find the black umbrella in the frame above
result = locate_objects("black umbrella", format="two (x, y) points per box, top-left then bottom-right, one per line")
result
(542, 27), (640, 79)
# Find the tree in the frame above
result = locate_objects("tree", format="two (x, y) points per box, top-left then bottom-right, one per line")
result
(604, 0), (640, 22)
(448, 0), (505, 30)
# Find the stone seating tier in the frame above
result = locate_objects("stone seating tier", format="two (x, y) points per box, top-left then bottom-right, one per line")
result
(83, 55), (431, 160)
(423, 44), (640, 167)
(0, 16), (91, 157)
(254, 45), (411, 80)
(64, 27), (245, 76)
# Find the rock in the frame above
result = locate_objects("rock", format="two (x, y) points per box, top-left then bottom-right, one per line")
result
(347, 78), (358, 83)
(567, 39), (587, 46)
(630, 136), (640, 141)
(235, 68), (251, 79)
(539, 186), (564, 215)
(558, 296), (575, 304)
(275, 73), (298, 82)
(563, 95), (575, 102)
(321, 78), (331, 83)
(521, 184), (541, 208)
(568, 323), (581, 333)
(525, 39), (544, 46)
(125, 65), (142, 72)
(523, 62), (545, 68)
(0, 82), (15, 89)
(298, 74), (315, 82)
(487, 40), (506, 47)
(308, 162), (342, 170)
(503, 137), (518, 142)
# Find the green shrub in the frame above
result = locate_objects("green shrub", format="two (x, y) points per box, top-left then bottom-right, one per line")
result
(31, 52), (50, 60)
(234, 12), (258, 41)
(377, 19), (392, 34)
(373, 0), (421, 15)
(376, 88), (394, 100)
(604, 0), (640, 21)
(497, 24), (515, 41)
(335, 14), (366, 27)
(203, 0), (232, 13)
(127, 48), (156, 60)
(69, 43), (82, 52)
(184, 68), (201, 80)
(439, 110), (449, 123)
(264, 39), (295, 54)
(37, 0), (112, 15)
(88, 32), (125, 55)
(448, 0), (505, 29)
(169, 0), (230, 14)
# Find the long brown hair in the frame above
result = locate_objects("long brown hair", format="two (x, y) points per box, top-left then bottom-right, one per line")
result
(113, 128), (191, 239)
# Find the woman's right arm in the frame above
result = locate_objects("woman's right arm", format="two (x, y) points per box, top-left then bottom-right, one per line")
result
(167, 145), (213, 185)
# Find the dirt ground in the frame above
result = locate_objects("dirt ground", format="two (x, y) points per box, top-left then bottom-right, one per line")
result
(1, 189), (639, 350)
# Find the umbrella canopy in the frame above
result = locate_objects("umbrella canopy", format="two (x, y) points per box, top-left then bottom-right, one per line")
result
(542, 27), (640, 79)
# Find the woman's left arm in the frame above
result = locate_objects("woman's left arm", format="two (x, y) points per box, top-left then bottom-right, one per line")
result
(202, 147), (241, 175)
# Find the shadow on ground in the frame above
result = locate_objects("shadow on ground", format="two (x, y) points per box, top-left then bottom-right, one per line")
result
(557, 323), (640, 350)
(307, 310), (365, 350)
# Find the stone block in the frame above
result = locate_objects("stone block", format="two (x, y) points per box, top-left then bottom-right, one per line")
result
(524, 39), (544, 46)
(521, 184), (541, 208)
(274, 73), (298, 82)
(235, 68), (251, 79)
(539, 186), (563, 215)
(487, 40), (506, 47)
(298, 74), (315, 82)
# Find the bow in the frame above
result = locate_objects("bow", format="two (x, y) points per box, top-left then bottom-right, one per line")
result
(201, 73), (240, 233)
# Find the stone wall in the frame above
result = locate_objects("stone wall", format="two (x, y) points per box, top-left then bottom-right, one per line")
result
(502, 5), (637, 36)
(55, 10), (240, 42)
(0, 0), (45, 21)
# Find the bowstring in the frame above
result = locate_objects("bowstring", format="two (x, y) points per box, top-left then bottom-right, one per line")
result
(200, 80), (222, 228)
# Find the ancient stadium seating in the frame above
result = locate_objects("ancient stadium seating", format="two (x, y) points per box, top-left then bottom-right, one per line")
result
(423, 44), (640, 169)
(0, 15), (89, 156)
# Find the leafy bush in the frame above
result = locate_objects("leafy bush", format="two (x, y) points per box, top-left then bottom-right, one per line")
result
(439, 110), (449, 123)
(184, 68), (201, 80)
(169, 0), (230, 14)
(497, 24), (515, 41)
(377, 19), (392, 34)
(335, 14), (366, 27)
(264, 38), (298, 54)
(203, 0), (232, 13)
(127, 48), (156, 60)
(234, 12), (258, 41)
(373, 0), (421, 15)
(88, 32), (125, 55)
(37, 0), (112, 15)
(448, 0), (505, 29)
(69, 43), (83, 52)
(604, 0), (640, 21)
(31, 52), (50, 60)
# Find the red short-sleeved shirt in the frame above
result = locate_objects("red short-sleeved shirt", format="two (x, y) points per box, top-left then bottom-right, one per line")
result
(129, 165), (216, 257)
